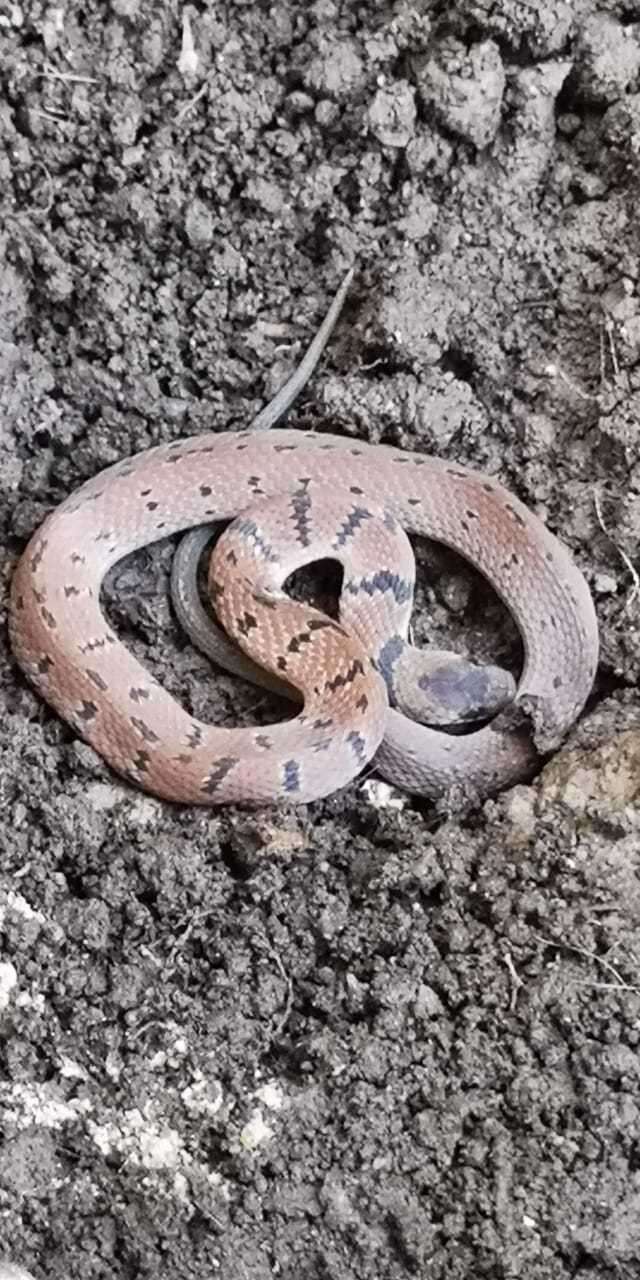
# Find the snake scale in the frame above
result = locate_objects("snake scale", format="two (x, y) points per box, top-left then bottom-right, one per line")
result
(9, 273), (599, 806)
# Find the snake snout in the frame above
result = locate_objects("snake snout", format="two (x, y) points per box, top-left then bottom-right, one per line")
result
(403, 656), (517, 729)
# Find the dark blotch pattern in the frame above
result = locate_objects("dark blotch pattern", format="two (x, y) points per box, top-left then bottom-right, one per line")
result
(283, 759), (301, 792)
(346, 730), (367, 764)
(201, 756), (240, 794)
(506, 504), (526, 528)
(346, 570), (412, 605)
(77, 700), (98, 721)
(325, 659), (365, 692)
(291, 483), (312, 547)
(334, 506), (373, 549)
(131, 716), (160, 744)
(236, 611), (258, 637)
(87, 669), (108, 691)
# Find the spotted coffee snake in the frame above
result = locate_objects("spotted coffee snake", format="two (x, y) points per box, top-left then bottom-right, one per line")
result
(9, 273), (599, 806)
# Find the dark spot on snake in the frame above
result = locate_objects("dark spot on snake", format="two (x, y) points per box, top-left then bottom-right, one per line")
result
(313, 717), (334, 730)
(347, 730), (367, 764)
(350, 450), (363, 456)
(334, 505), (374, 548)
(346, 570), (412, 605)
(253, 590), (277, 609)
(146, 500), (159, 511)
(446, 468), (468, 479)
(70, 553), (86, 564)
(287, 631), (311, 654)
(165, 453), (184, 464)
(129, 686), (149, 702)
(236, 612), (258, 637)
(131, 716), (160, 744)
(553, 676), (563, 689)
(64, 585), (81, 597)
(307, 617), (345, 634)
(320, 444), (336, 450)
(140, 488), (152, 497)
(255, 735), (273, 749)
(350, 486), (364, 494)
(460, 520), (469, 534)
(200, 485), (212, 496)
(483, 483), (494, 493)
(356, 694), (369, 712)
(549, 615), (558, 629)
(30, 540), (48, 572)
(506, 504), (526, 528)
(41, 608), (57, 629)
(87, 669), (108, 691)
(393, 457), (409, 464)
(325, 659), (365, 691)
(413, 458), (426, 466)
(226, 549), (238, 564)
(133, 750), (151, 773)
(407, 498), (421, 506)
(375, 635), (404, 695)
(77, 700), (98, 721)
(95, 530), (112, 542)
(466, 509), (480, 520)
(283, 759), (301, 792)
(545, 551), (554, 562)
(174, 753), (192, 764)
(14, 594), (24, 611)
(277, 655), (288, 671)
(187, 725), (203, 749)
(201, 756), (240, 794)
(273, 444), (297, 452)
(36, 655), (53, 674)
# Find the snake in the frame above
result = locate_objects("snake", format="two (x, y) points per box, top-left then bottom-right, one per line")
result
(8, 271), (599, 807)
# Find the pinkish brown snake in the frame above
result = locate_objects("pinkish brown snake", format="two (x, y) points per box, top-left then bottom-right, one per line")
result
(9, 273), (598, 806)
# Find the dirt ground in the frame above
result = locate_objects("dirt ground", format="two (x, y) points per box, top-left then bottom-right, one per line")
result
(1, 2), (640, 1278)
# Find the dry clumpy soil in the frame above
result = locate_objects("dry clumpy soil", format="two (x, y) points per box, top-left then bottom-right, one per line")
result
(1, 2), (640, 1278)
